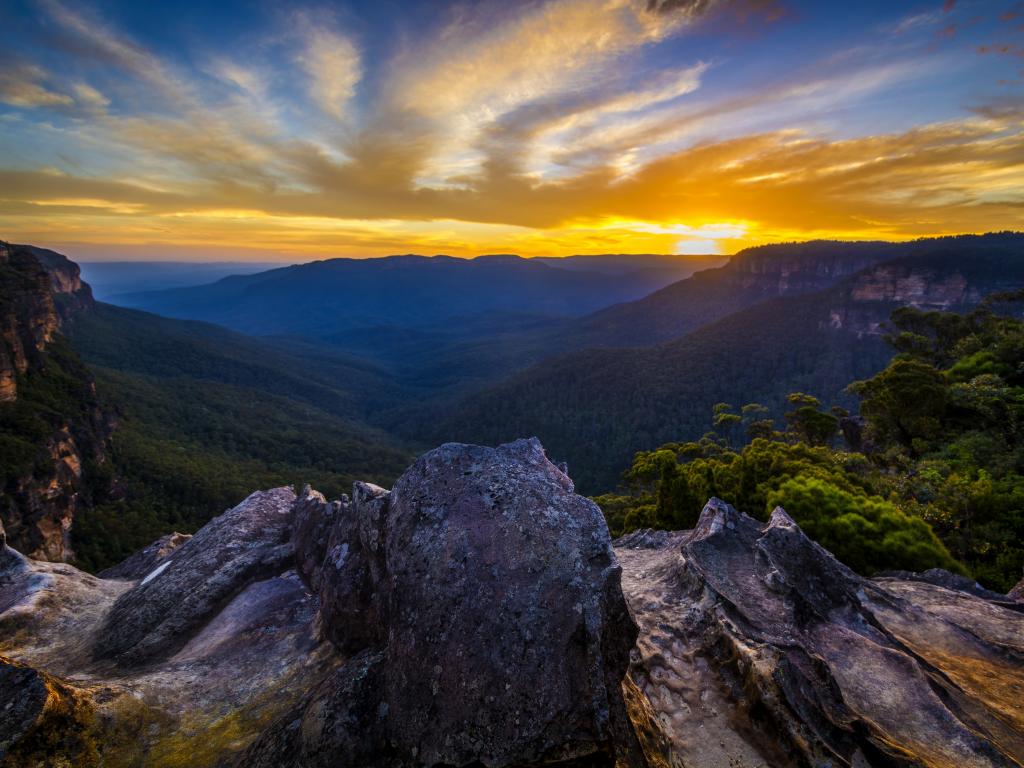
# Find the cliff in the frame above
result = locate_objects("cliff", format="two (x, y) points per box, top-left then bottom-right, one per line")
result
(826, 248), (1024, 335)
(1, 439), (1021, 767)
(19, 244), (95, 319)
(563, 233), (1024, 352)
(0, 243), (108, 562)
(0, 243), (61, 403)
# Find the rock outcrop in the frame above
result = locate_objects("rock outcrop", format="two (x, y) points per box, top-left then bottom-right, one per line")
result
(0, 655), (99, 766)
(1009, 576), (1024, 602)
(0, 242), (109, 562)
(248, 439), (647, 766)
(1, 443), (1023, 767)
(97, 531), (192, 580)
(18, 244), (95, 320)
(616, 499), (1024, 768)
(94, 488), (296, 666)
(0, 242), (60, 403)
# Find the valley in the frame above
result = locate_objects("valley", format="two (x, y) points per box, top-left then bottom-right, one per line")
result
(3, 236), (1022, 574)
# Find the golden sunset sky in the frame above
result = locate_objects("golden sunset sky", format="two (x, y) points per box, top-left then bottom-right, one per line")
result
(1, 0), (1023, 260)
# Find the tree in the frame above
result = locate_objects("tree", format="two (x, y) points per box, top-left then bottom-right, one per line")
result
(741, 403), (776, 441)
(784, 393), (839, 446)
(712, 402), (742, 446)
(850, 359), (948, 455)
(765, 476), (961, 575)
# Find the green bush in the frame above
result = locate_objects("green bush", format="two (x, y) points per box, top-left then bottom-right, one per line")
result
(764, 476), (961, 575)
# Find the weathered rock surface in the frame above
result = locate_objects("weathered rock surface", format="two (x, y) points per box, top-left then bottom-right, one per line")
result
(0, 243), (60, 403)
(1010, 576), (1024, 602)
(616, 499), (1024, 768)
(0, 656), (99, 766)
(2, 443), (1023, 768)
(94, 487), (296, 666)
(19, 244), (95, 319)
(0, 242), (109, 562)
(249, 438), (648, 767)
(0, 489), (332, 767)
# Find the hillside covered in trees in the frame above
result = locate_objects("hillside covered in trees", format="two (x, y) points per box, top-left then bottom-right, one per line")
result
(596, 294), (1024, 592)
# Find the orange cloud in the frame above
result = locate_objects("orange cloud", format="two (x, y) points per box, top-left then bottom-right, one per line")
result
(1, 0), (1022, 259)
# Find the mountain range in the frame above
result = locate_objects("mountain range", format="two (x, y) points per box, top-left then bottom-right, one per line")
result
(2, 231), (1024, 767)
(428, 241), (1024, 489)
(117, 252), (725, 338)
(1, 234), (1022, 568)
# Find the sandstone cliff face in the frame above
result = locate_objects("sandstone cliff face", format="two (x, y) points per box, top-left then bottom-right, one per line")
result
(0, 243), (60, 403)
(20, 244), (95, 319)
(824, 254), (1024, 336)
(1, 440), (1021, 768)
(732, 242), (896, 296)
(0, 243), (107, 562)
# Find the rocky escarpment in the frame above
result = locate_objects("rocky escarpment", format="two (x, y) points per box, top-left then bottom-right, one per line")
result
(2, 440), (1023, 767)
(0, 242), (108, 562)
(731, 239), (901, 295)
(617, 500), (1024, 768)
(0, 243), (60, 403)
(19, 244), (95, 320)
(0, 440), (654, 767)
(825, 244), (1024, 336)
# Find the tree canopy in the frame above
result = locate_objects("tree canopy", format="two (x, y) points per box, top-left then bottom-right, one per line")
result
(596, 294), (1024, 591)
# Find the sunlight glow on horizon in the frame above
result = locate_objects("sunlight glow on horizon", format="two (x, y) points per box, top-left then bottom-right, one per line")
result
(1, 0), (1022, 261)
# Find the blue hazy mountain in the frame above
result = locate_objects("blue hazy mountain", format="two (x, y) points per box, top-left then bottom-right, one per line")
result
(79, 261), (279, 301)
(113, 253), (724, 337)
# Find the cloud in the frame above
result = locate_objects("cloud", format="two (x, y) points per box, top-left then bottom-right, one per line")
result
(1, 0), (1022, 258)
(3, 107), (1021, 257)
(387, 0), (701, 120)
(0, 65), (73, 108)
(71, 82), (109, 109)
(298, 27), (362, 120)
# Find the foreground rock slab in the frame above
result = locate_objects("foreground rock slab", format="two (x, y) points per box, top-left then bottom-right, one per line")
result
(2, 445), (1023, 767)
(247, 438), (648, 766)
(615, 500), (1024, 768)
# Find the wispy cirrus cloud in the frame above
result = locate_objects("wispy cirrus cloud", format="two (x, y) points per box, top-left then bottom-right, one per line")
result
(0, 64), (74, 108)
(298, 25), (362, 121)
(0, 0), (1021, 259)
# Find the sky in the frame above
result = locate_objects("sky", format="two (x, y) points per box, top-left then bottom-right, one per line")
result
(0, 0), (1023, 261)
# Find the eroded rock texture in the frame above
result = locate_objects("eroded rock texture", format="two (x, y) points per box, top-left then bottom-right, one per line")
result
(94, 487), (297, 666)
(0, 242), (108, 562)
(247, 438), (647, 767)
(1, 444), (1023, 768)
(616, 500), (1024, 768)
(97, 531), (192, 580)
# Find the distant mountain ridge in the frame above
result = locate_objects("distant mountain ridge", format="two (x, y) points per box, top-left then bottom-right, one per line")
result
(371, 234), (1024, 401)
(423, 237), (1024, 491)
(557, 234), (1024, 350)
(79, 260), (278, 300)
(114, 253), (724, 337)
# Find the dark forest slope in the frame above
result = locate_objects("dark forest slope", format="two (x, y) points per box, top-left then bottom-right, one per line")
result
(429, 245), (1024, 492)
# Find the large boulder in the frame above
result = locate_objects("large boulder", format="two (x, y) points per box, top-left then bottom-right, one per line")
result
(93, 487), (296, 666)
(250, 438), (647, 766)
(383, 439), (641, 766)
(617, 499), (1024, 768)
